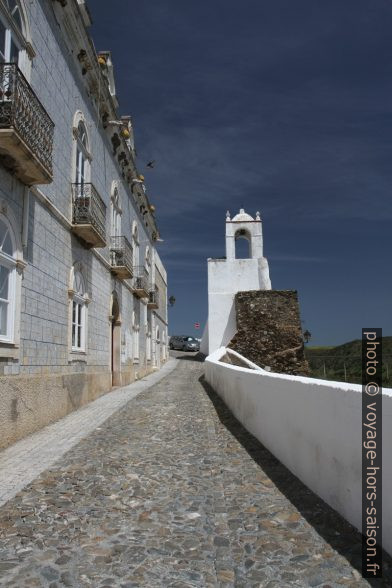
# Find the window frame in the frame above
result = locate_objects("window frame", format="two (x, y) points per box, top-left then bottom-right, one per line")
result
(71, 292), (86, 352)
(0, 1), (32, 79)
(71, 114), (92, 198)
(0, 13), (20, 64)
(132, 309), (139, 363)
(75, 121), (90, 185)
(111, 185), (122, 238)
(0, 1), (23, 57)
(0, 215), (17, 344)
(0, 248), (16, 343)
(68, 266), (89, 357)
(132, 221), (139, 268)
(146, 320), (151, 362)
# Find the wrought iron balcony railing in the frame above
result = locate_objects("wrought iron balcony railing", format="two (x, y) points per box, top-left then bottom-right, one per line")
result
(72, 183), (107, 247)
(0, 63), (54, 184)
(110, 235), (133, 279)
(133, 266), (149, 297)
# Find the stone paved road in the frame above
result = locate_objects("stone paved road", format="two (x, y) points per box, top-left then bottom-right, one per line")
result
(0, 353), (391, 587)
(0, 359), (178, 509)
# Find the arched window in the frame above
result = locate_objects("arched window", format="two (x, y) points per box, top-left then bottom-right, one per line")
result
(75, 121), (90, 185)
(132, 221), (139, 269)
(132, 309), (139, 361)
(0, 1), (23, 64)
(235, 229), (251, 259)
(145, 246), (151, 268)
(146, 319), (151, 361)
(0, 216), (16, 342)
(111, 184), (121, 237)
(71, 269), (88, 352)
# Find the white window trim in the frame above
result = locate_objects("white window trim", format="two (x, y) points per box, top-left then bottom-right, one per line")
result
(75, 124), (90, 184)
(146, 329), (152, 362)
(68, 264), (89, 361)
(71, 113), (92, 201)
(145, 245), (151, 268)
(0, 1), (33, 77)
(71, 293), (87, 352)
(132, 222), (139, 268)
(0, 13), (20, 61)
(0, 251), (16, 344)
(0, 206), (24, 354)
(132, 325), (140, 363)
(111, 188), (122, 238)
(131, 309), (139, 363)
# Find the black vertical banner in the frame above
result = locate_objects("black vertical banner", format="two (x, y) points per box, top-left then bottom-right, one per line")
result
(362, 328), (382, 578)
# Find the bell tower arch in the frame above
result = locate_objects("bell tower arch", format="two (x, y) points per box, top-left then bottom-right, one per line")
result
(226, 209), (264, 260)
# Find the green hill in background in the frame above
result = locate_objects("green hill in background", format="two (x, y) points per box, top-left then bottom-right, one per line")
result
(305, 336), (392, 386)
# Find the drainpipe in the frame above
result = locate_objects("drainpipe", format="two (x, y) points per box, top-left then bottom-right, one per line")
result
(22, 187), (30, 250)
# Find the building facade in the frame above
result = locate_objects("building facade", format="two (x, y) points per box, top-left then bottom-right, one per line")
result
(0, 0), (168, 449)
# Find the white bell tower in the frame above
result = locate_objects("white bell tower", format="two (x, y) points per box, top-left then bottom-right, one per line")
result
(200, 208), (271, 355)
(226, 208), (264, 259)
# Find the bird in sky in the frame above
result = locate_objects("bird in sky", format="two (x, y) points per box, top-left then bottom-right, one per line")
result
(146, 160), (155, 168)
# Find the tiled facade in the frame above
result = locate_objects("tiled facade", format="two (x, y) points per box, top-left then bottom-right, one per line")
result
(0, 0), (168, 449)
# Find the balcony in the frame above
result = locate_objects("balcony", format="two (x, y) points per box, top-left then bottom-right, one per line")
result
(72, 183), (106, 247)
(133, 267), (149, 298)
(0, 63), (54, 184)
(147, 289), (159, 309)
(110, 235), (133, 279)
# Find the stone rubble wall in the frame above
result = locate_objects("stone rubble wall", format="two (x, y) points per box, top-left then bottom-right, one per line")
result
(228, 290), (309, 376)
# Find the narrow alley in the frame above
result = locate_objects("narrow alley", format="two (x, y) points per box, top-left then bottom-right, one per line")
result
(0, 354), (389, 587)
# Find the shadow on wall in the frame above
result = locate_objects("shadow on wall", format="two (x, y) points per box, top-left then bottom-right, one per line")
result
(198, 374), (392, 585)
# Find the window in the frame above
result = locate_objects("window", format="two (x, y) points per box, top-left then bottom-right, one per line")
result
(132, 309), (139, 362)
(71, 270), (87, 352)
(144, 246), (151, 286)
(145, 246), (151, 268)
(0, 216), (16, 342)
(146, 320), (151, 361)
(111, 185), (121, 237)
(132, 221), (139, 268)
(75, 121), (89, 185)
(162, 331), (166, 360)
(0, 1), (23, 64)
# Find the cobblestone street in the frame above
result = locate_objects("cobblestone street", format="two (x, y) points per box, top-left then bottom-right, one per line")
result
(0, 354), (391, 587)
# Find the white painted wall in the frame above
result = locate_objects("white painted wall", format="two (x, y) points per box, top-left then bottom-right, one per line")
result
(204, 209), (272, 356)
(206, 258), (271, 354)
(205, 347), (392, 557)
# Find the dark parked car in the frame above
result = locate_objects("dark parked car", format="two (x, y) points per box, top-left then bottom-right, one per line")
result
(169, 336), (200, 352)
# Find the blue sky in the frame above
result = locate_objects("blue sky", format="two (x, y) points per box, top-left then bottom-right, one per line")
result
(92, 0), (392, 345)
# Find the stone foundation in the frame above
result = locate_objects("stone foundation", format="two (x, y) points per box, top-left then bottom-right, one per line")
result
(0, 363), (157, 450)
(228, 290), (309, 376)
